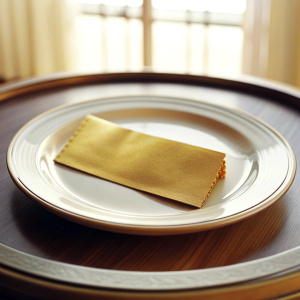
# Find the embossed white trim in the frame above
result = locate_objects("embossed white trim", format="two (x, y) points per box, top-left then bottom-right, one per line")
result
(0, 244), (300, 291)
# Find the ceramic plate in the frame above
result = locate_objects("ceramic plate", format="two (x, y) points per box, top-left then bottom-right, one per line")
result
(7, 96), (296, 235)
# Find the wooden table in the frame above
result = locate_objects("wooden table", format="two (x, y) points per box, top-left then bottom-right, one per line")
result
(0, 72), (300, 299)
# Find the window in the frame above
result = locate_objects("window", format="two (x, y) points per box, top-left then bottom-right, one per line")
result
(75, 0), (246, 76)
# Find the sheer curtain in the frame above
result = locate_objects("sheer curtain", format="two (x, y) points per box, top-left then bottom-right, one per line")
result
(0, 0), (77, 81)
(243, 0), (300, 88)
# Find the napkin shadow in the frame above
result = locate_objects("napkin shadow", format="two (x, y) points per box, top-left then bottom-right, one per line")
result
(135, 190), (199, 211)
(10, 189), (287, 272)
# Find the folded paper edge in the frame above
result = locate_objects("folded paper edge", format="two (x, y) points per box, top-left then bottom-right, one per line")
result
(199, 159), (226, 208)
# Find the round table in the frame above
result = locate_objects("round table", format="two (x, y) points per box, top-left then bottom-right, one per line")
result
(0, 72), (300, 299)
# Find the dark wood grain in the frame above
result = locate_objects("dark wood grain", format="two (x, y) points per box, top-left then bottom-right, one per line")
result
(1, 73), (300, 273)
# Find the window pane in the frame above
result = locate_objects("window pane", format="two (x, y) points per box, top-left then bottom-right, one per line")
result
(152, 0), (189, 11)
(205, 0), (246, 13)
(152, 21), (187, 73)
(75, 15), (103, 71)
(207, 25), (244, 76)
(152, 0), (246, 13)
(78, 0), (142, 7)
(152, 21), (243, 76)
(189, 24), (205, 74)
(128, 19), (143, 70)
(74, 14), (142, 72)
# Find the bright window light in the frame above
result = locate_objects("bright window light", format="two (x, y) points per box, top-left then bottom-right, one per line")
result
(152, 0), (246, 13)
(77, 0), (142, 7)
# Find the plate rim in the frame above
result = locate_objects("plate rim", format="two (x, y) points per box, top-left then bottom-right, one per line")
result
(6, 94), (297, 235)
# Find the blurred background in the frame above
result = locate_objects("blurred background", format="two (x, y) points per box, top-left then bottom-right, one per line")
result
(0, 0), (299, 88)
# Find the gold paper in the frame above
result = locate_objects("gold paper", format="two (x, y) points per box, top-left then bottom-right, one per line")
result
(54, 115), (226, 208)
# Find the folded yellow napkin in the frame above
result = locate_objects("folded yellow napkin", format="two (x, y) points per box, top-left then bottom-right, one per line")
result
(54, 115), (226, 208)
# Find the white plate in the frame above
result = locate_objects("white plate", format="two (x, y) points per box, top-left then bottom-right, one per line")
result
(7, 96), (296, 235)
